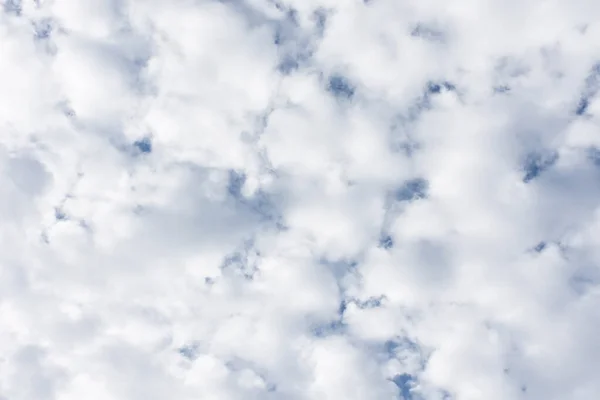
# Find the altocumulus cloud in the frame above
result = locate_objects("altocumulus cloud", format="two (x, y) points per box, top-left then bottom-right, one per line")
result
(1, 0), (600, 399)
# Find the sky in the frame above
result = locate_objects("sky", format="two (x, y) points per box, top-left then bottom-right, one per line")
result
(1, 0), (600, 399)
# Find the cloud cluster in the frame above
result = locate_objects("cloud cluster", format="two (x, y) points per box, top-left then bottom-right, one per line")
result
(1, 0), (600, 399)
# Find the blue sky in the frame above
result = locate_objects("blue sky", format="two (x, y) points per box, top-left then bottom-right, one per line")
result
(1, 0), (600, 399)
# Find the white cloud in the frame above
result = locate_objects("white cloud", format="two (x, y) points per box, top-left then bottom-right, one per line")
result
(1, 0), (600, 399)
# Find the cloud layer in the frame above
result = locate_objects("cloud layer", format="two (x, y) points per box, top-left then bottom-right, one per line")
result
(1, 0), (600, 399)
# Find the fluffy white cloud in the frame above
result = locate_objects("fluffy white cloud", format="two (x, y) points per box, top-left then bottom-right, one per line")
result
(1, 0), (600, 399)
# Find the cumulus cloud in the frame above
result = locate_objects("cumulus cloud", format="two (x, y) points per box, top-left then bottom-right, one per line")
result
(1, 0), (600, 399)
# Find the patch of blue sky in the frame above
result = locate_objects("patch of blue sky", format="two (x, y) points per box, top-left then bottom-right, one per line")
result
(133, 137), (152, 154)
(493, 85), (511, 94)
(220, 239), (259, 280)
(575, 96), (590, 115)
(272, 7), (298, 45)
(273, 8), (317, 74)
(379, 234), (394, 249)
(178, 343), (200, 361)
(312, 295), (384, 338)
(54, 208), (67, 221)
(395, 178), (428, 201)
(391, 373), (418, 400)
(327, 75), (355, 99)
(522, 151), (558, 183)
(353, 295), (386, 309)
(533, 241), (546, 253)
(227, 170), (246, 198)
(226, 169), (282, 224)
(311, 319), (346, 337)
(586, 147), (600, 167)
(312, 8), (328, 36)
(427, 81), (455, 94)
(575, 63), (600, 116)
(383, 337), (421, 358)
(405, 81), (456, 121)
(33, 19), (53, 40)
(3, 0), (21, 15)
(311, 301), (346, 337)
(340, 296), (386, 314)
